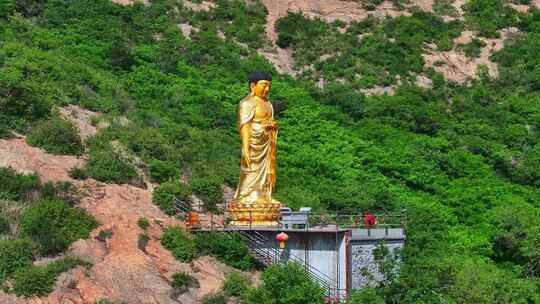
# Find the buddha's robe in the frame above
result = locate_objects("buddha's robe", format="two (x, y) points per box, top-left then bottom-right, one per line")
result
(233, 96), (278, 205)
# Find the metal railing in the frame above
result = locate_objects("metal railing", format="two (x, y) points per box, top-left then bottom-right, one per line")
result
(173, 196), (406, 231)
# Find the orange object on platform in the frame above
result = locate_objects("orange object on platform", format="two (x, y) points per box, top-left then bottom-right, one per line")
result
(187, 212), (200, 227)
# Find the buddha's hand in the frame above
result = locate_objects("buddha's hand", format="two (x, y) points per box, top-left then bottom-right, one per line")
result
(266, 119), (278, 130)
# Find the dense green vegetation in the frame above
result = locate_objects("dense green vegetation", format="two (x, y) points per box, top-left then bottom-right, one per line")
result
(11, 257), (91, 297)
(171, 271), (200, 296)
(26, 117), (84, 155)
(1, 0), (539, 302)
(161, 227), (257, 270)
(20, 199), (98, 255)
(246, 263), (326, 304)
(0, 168), (96, 297)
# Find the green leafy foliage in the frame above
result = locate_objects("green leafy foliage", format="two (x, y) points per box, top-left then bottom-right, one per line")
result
(26, 117), (84, 155)
(463, 0), (523, 37)
(458, 38), (487, 58)
(202, 292), (227, 304)
(11, 257), (90, 297)
(20, 200), (98, 255)
(152, 181), (192, 216)
(137, 217), (150, 230)
(245, 263), (326, 304)
(0, 215), (9, 235)
(222, 272), (250, 297)
(148, 159), (179, 183)
(195, 232), (257, 270)
(190, 176), (224, 213)
(0, 167), (39, 201)
(171, 272), (200, 295)
(83, 139), (138, 184)
(161, 227), (198, 262)
(275, 11), (462, 86)
(0, 238), (34, 282)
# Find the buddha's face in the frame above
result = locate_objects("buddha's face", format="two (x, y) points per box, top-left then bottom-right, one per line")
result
(250, 80), (271, 99)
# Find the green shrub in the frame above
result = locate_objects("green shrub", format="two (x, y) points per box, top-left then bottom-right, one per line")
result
(245, 263), (326, 304)
(190, 176), (224, 213)
(85, 143), (138, 184)
(152, 181), (191, 216)
(40, 181), (79, 205)
(458, 38), (487, 58)
(0, 238), (34, 282)
(20, 200), (98, 255)
(12, 265), (54, 297)
(161, 227), (198, 262)
(0, 0), (15, 18)
(349, 288), (385, 304)
(195, 232), (257, 270)
(463, 0), (522, 38)
(0, 215), (10, 235)
(26, 118), (84, 155)
(202, 292), (227, 304)
(96, 229), (113, 241)
(68, 167), (88, 180)
(223, 272), (249, 297)
(137, 217), (150, 230)
(148, 159), (179, 183)
(12, 257), (90, 297)
(171, 271), (200, 296)
(0, 167), (40, 201)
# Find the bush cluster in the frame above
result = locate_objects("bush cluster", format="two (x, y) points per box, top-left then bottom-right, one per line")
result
(245, 263), (326, 304)
(20, 199), (98, 255)
(161, 227), (198, 262)
(190, 176), (224, 213)
(0, 238), (34, 282)
(11, 257), (90, 297)
(152, 181), (192, 216)
(26, 118), (84, 155)
(0, 167), (40, 201)
(84, 143), (138, 184)
(195, 232), (257, 270)
(222, 272), (250, 297)
(171, 272), (200, 295)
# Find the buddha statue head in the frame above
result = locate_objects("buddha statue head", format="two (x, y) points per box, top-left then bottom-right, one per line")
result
(248, 71), (272, 100)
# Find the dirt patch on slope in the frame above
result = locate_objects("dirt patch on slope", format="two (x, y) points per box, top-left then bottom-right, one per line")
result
(0, 137), (85, 183)
(59, 105), (101, 141)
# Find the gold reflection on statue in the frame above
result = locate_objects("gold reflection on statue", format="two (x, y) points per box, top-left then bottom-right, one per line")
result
(228, 72), (282, 225)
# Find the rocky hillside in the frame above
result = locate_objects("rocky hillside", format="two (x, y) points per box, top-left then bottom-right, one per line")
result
(0, 108), (255, 303)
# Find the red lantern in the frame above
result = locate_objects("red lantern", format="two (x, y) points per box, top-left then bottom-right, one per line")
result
(276, 232), (289, 249)
(364, 212), (377, 227)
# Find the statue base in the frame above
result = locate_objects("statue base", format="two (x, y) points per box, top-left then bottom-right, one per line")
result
(227, 202), (282, 226)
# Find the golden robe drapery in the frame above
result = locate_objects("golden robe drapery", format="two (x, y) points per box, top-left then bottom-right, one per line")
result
(233, 96), (277, 205)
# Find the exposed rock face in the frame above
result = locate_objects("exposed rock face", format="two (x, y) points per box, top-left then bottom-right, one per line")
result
(423, 27), (520, 84)
(59, 105), (101, 141)
(183, 0), (215, 12)
(261, 0), (416, 43)
(0, 138), (250, 303)
(0, 137), (85, 183)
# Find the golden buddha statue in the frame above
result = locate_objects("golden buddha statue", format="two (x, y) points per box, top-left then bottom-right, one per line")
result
(227, 71), (282, 225)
